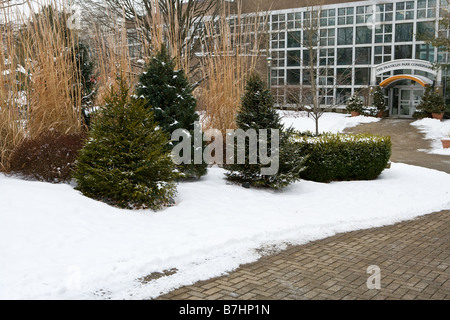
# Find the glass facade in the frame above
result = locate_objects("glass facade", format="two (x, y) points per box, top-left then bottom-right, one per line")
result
(266, 0), (447, 108)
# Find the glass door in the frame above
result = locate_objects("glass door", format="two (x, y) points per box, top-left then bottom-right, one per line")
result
(398, 89), (411, 117)
(395, 88), (424, 118)
(412, 89), (424, 111)
(391, 88), (399, 116)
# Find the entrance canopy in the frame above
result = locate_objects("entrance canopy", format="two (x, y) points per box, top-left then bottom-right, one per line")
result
(371, 59), (441, 87)
(379, 74), (434, 88)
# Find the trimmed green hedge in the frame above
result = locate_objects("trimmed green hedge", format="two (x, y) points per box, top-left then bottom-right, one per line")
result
(293, 133), (391, 182)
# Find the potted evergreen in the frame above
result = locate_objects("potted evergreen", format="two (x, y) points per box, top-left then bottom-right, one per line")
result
(373, 86), (386, 118)
(442, 133), (450, 149)
(417, 86), (447, 120)
(346, 94), (364, 117)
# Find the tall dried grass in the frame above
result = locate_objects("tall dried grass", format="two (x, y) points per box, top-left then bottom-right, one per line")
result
(20, 5), (83, 137)
(0, 1), (85, 170)
(198, 3), (268, 133)
(0, 0), (268, 171)
(88, 21), (134, 107)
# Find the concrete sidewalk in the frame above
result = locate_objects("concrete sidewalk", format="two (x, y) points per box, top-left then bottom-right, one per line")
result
(156, 118), (449, 300)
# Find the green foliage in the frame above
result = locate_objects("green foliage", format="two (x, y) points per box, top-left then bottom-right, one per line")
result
(136, 45), (207, 179)
(416, 86), (446, 114)
(236, 73), (283, 131)
(136, 45), (198, 133)
(294, 133), (392, 182)
(346, 95), (364, 113)
(373, 86), (386, 112)
(224, 73), (306, 189)
(412, 109), (431, 119)
(73, 77), (178, 210)
(361, 106), (379, 117)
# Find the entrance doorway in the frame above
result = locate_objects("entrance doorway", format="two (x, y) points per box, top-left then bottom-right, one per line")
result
(389, 86), (424, 118)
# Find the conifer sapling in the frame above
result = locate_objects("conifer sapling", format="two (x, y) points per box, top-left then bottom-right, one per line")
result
(73, 76), (178, 210)
(136, 45), (207, 179)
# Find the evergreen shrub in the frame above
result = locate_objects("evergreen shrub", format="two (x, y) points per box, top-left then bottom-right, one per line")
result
(224, 73), (306, 189)
(136, 45), (207, 179)
(294, 133), (391, 182)
(73, 77), (178, 210)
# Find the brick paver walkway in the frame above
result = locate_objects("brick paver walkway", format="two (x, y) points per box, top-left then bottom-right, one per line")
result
(156, 118), (449, 300)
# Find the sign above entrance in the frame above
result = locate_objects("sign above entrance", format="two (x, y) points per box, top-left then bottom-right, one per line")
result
(374, 59), (437, 76)
(371, 59), (441, 87)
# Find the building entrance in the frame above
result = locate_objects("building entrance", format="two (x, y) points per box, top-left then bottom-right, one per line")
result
(389, 86), (424, 118)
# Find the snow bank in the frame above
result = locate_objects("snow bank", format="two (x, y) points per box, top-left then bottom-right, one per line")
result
(1, 163), (449, 300)
(279, 111), (380, 134)
(411, 118), (450, 156)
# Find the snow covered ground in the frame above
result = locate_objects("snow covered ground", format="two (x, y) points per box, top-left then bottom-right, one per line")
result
(1, 164), (450, 300)
(1, 112), (449, 300)
(278, 110), (380, 134)
(411, 118), (450, 156)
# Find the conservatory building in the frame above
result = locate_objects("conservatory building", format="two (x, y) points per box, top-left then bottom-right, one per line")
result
(245, 0), (449, 118)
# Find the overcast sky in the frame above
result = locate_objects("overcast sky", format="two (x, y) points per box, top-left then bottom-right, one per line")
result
(1, 0), (76, 22)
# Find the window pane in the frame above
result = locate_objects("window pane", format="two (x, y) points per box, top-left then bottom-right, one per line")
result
(338, 27), (353, 45)
(355, 47), (371, 64)
(287, 51), (301, 66)
(336, 69), (352, 85)
(337, 48), (353, 65)
(354, 68), (370, 85)
(287, 69), (300, 85)
(417, 21), (435, 40)
(395, 45), (413, 59)
(356, 26), (372, 44)
(302, 70), (311, 85)
(287, 31), (301, 47)
(302, 49), (317, 65)
(395, 23), (413, 42)
(337, 88), (352, 104)
(416, 44), (435, 62)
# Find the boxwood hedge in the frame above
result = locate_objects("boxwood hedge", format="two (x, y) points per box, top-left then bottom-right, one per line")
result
(293, 133), (392, 182)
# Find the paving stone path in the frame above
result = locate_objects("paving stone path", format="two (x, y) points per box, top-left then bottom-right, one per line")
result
(156, 118), (449, 300)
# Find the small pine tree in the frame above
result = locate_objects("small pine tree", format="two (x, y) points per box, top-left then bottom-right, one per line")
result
(373, 86), (386, 112)
(417, 86), (446, 114)
(136, 45), (207, 179)
(224, 73), (305, 189)
(346, 94), (364, 114)
(73, 77), (178, 210)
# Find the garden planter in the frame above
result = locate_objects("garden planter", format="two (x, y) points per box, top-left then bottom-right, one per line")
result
(432, 113), (444, 120)
(376, 111), (384, 118)
(351, 111), (360, 117)
(442, 139), (450, 149)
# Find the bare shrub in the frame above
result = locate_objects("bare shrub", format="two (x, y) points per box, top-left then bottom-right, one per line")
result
(8, 130), (86, 183)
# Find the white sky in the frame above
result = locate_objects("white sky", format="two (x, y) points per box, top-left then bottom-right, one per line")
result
(0, 0), (74, 23)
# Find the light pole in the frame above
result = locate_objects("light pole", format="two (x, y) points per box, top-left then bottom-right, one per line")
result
(267, 56), (273, 89)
